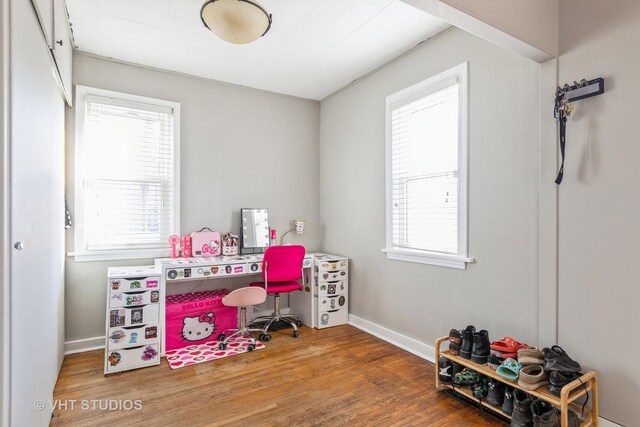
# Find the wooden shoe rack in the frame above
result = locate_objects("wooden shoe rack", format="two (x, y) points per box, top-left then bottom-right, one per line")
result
(435, 336), (599, 426)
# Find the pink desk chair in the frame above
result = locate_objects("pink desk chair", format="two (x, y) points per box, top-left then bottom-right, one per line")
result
(249, 245), (305, 340)
(218, 286), (267, 351)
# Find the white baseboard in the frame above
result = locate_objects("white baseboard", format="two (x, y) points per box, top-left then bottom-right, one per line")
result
(65, 336), (105, 355)
(598, 418), (622, 427)
(348, 314), (435, 363)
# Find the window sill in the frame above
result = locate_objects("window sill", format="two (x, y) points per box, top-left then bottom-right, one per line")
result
(68, 248), (172, 262)
(382, 248), (473, 270)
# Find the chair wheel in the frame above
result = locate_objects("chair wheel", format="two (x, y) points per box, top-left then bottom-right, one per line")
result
(293, 330), (299, 338)
(217, 334), (226, 342)
(218, 342), (226, 350)
(247, 344), (255, 352)
(259, 333), (271, 342)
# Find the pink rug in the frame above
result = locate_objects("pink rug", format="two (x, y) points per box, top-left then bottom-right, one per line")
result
(165, 337), (265, 369)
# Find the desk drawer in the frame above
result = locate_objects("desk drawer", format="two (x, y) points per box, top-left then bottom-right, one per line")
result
(317, 270), (348, 282)
(317, 280), (347, 297)
(110, 290), (159, 308)
(317, 308), (348, 329)
(109, 305), (159, 328)
(107, 324), (159, 350)
(106, 344), (159, 374)
(316, 259), (348, 273)
(109, 277), (160, 292)
(318, 294), (347, 311)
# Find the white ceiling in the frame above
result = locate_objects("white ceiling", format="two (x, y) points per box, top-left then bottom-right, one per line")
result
(66, 0), (449, 100)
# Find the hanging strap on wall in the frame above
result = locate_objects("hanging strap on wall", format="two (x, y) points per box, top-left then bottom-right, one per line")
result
(555, 117), (567, 185)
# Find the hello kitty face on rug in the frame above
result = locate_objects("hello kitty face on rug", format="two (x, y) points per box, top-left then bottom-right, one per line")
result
(181, 312), (216, 342)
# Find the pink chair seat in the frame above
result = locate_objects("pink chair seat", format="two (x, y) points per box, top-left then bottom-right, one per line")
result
(222, 286), (267, 307)
(249, 281), (303, 294)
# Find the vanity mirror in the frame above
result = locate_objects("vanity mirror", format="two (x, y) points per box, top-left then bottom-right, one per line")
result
(240, 208), (270, 253)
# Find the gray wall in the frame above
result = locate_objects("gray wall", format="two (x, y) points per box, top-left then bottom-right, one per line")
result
(66, 54), (321, 342)
(558, 1), (640, 424)
(320, 28), (541, 347)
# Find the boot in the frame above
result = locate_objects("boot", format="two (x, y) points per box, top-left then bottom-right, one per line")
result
(459, 325), (476, 359)
(471, 329), (491, 364)
(531, 400), (558, 427)
(438, 357), (452, 384)
(502, 387), (514, 416)
(511, 389), (533, 427)
(486, 378), (506, 406)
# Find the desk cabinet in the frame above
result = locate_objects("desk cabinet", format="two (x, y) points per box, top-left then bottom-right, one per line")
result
(105, 266), (162, 374)
(315, 256), (349, 328)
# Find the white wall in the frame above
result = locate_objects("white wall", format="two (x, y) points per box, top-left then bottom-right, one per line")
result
(320, 28), (541, 347)
(66, 55), (321, 344)
(557, 1), (640, 425)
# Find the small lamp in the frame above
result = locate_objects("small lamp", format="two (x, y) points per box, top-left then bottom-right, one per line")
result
(280, 219), (305, 245)
(200, 0), (272, 45)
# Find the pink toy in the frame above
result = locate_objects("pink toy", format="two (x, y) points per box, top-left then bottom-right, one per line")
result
(181, 236), (192, 258)
(270, 229), (276, 246)
(169, 235), (180, 259)
(191, 229), (221, 257)
(165, 290), (238, 351)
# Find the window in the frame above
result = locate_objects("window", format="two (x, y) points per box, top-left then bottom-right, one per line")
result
(72, 86), (180, 261)
(384, 63), (471, 269)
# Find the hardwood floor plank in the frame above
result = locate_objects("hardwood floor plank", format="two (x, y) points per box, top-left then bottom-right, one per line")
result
(51, 326), (505, 426)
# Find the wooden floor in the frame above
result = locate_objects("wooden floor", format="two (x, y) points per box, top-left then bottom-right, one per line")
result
(52, 326), (505, 426)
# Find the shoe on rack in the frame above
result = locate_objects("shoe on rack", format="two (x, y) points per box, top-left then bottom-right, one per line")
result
(487, 353), (502, 369)
(471, 329), (491, 364)
(452, 362), (465, 385)
(492, 336), (528, 358)
(459, 325), (476, 359)
(472, 375), (489, 399)
(518, 365), (549, 391)
(486, 378), (506, 406)
(511, 389), (533, 427)
(547, 371), (581, 395)
(531, 400), (559, 427)
(502, 387), (514, 416)
(454, 368), (480, 386)
(448, 329), (462, 355)
(543, 346), (581, 373)
(438, 357), (453, 384)
(518, 347), (545, 366)
(497, 357), (523, 381)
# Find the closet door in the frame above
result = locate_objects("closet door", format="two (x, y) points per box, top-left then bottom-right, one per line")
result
(10, 0), (65, 424)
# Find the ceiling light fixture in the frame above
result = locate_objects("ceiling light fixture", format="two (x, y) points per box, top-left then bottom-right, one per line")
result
(200, 0), (272, 45)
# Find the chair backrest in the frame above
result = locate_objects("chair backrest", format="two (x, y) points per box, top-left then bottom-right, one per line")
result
(222, 286), (267, 308)
(262, 245), (305, 283)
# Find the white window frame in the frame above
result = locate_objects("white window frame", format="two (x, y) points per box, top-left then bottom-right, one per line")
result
(70, 85), (181, 262)
(383, 62), (473, 270)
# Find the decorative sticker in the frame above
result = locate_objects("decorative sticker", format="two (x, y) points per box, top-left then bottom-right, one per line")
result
(150, 291), (159, 303)
(131, 308), (143, 324)
(233, 266), (243, 273)
(126, 295), (143, 306)
(146, 280), (158, 288)
(321, 313), (329, 325)
(111, 280), (121, 291)
(330, 299), (336, 309)
(109, 329), (126, 343)
(225, 266), (232, 274)
(211, 266), (219, 274)
(108, 351), (121, 367)
(328, 284), (336, 294)
(130, 281), (142, 289)
(129, 332), (138, 344)
(145, 326), (157, 339)
(339, 296), (346, 306)
(110, 309), (125, 327)
(111, 293), (123, 302)
(322, 273), (329, 280)
(141, 346), (158, 361)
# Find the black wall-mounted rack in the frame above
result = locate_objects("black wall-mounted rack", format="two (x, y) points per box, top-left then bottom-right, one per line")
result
(560, 77), (605, 102)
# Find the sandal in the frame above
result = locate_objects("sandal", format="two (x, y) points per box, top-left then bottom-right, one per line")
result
(454, 368), (480, 385)
(496, 358), (522, 381)
(490, 337), (528, 355)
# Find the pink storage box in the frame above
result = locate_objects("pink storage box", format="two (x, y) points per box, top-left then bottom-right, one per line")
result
(165, 290), (237, 351)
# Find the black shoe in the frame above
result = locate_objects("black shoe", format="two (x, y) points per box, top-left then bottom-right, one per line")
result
(543, 346), (581, 373)
(511, 389), (533, 427)
(438, 357), (452, 384)
(547, 371), (581, 395)
(472, 375), (489, 399)
(502, 387), (514, 416)
(486, 378), (506, 406)
(531, 400), (559, 427)
(487, 353), (502, 369)
(459, 325), (476, 359)
(471, 329), (491, 364)
(452, 362), (464, 385)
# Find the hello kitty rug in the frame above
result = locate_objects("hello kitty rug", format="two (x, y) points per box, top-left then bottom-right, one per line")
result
(164, 337), (265, 369)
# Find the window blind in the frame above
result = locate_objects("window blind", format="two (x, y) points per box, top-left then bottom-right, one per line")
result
(81, 95), (176, 251)
(390, 77), (460, 254)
